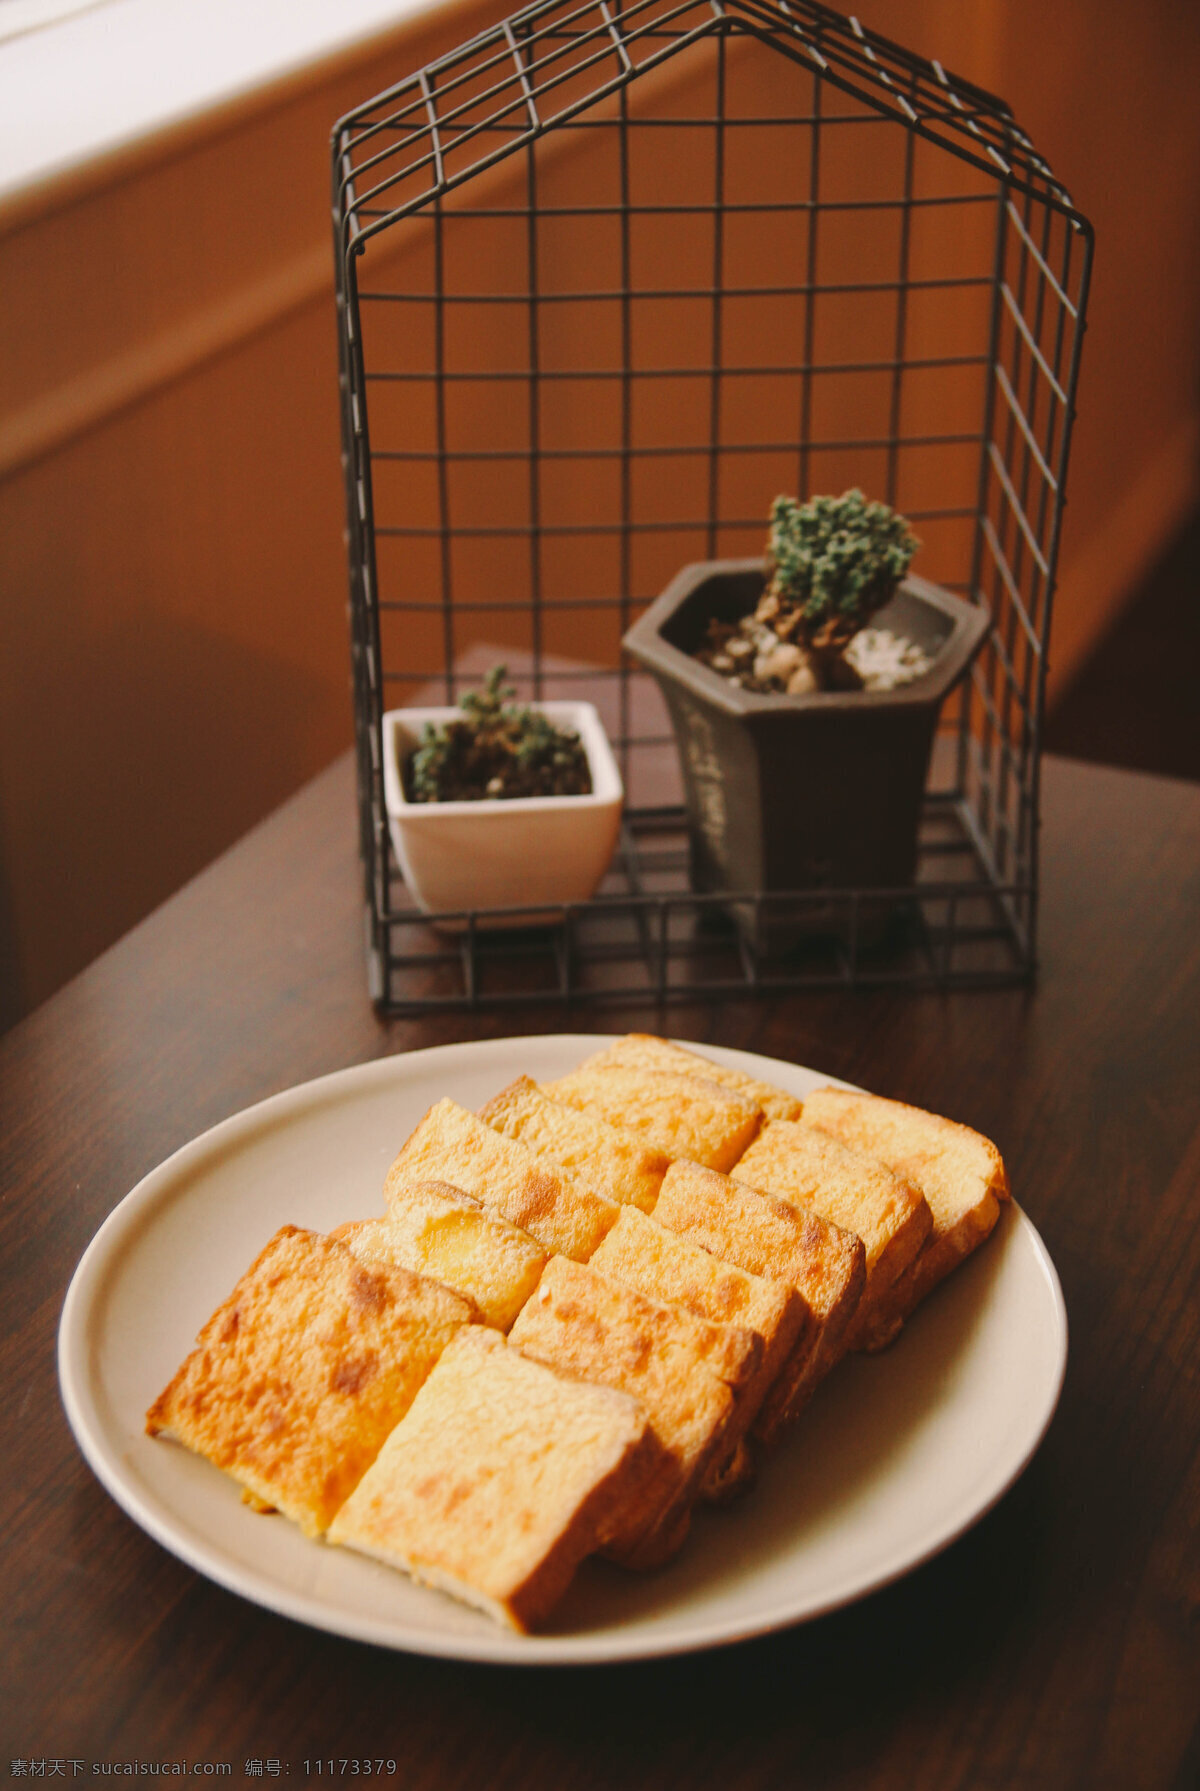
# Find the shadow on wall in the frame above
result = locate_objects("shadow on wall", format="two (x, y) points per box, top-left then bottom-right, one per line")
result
(1044, 504), (1200, 783)
(0, 607), (333, 1026)
(0, 837), (17, 1033)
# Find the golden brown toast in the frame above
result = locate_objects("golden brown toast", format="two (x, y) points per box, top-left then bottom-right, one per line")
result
(386, 1098), (618, 1262)
(145, 1225), (475, 1536)
(583, 1211), (761, 1391)
(589, 1205), (806, 1498)
(652, 1159), (864, 1440)
(478, 1075), (668, 1213)
(329, 1326), (659, 1632)
(799, 1087), (1009, 1346)
(734, 1120), (931, 1348)
(543, 1065), (762, 1171)
(508, 1255), (735, 1567)
(331, 1180), (547, 1332)
(582, 1034), (805, 1123)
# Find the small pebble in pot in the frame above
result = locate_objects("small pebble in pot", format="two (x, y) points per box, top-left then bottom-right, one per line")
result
(844, 628), (934, 690)
(754, 643), (804, 684)
(696, 611), (934, 695)
(786, 661), (818, 696)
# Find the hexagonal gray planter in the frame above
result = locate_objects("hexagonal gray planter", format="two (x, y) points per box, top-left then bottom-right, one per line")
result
(623, 559), (991, 933)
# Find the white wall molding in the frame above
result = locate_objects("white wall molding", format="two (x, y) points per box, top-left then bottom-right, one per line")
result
(0, 0), (449, 221)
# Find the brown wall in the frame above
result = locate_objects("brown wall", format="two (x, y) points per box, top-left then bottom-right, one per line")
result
(853, 0), (1200, 689)
(1, 0), (1197, 1025)
(0, 1), (505, 1026)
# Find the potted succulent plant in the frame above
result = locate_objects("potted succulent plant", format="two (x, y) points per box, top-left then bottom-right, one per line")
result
(382, 667), (624, 920)
(622, 490), (991, 936)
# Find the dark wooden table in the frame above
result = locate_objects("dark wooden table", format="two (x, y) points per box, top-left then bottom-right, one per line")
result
(3, 752), (1198, 1791)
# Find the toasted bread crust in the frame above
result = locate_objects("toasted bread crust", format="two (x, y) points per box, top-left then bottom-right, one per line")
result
(329, 1327), (658, 1631)
(652, 1159), (864, 1439)
(544, 1065), (762, 1171)
(701, 1437), (757, 1503)
(857, 1192), (1003, 1348)
(508, 1256), (735, 1567)
(478, 1075), (669, 1213)
(331, 1183), (547, 1332)
(588, 1205), (804, 1496)
(586, 1210), (761, 1389)
(584, 1035), (805, 1123)
(387, 1098), (618, 1262)
(799, 1088), (1008, 1341)
(145, 1226), (474, 1535)
(734, 1121), (931, 1347)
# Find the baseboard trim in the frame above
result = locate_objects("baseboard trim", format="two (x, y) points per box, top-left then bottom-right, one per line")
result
(0, 242), (333, 482)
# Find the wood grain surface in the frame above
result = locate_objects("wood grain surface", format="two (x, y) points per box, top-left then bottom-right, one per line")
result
(1, 752), (1197, 1790)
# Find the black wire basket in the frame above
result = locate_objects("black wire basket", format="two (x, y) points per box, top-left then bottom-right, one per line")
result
(332, 0), (1092, 1014)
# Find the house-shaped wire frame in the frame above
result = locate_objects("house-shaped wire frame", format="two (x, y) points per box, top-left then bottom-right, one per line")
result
(333, 0), (1091, 1012)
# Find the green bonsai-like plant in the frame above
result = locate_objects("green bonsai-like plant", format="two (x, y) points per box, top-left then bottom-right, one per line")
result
(405, 665), (592, 803)
(757, 488), (919, 688)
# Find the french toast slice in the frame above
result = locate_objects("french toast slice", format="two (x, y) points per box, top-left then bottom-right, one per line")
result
(478, 1075), (668, 1214)
(329, 1326), (659, 1632)
(582, 1034), (805, 1123)
(543, 1065), (762, 1172)
(331, 1180), (547, 1332)
(570, 1216), (762, 1391)
(387, 1098), (618, 1262)
(734, 1121), (931, 1348)
(145, 1226), (475, 1536)
(799, 1087), (1009, 1346)
(589, 1205), (806, 1498)
(508, 1256), (736, 1567)
(652, 1159), (864, 1440)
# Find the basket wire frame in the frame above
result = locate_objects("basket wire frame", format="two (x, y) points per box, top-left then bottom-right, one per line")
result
(332, 0), (1091, 1014)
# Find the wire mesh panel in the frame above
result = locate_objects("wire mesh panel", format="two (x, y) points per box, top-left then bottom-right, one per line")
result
(333, 0), (1090, 1012)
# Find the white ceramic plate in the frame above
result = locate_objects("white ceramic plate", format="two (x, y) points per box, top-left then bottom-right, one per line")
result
(59, 1035), (1067, 1665)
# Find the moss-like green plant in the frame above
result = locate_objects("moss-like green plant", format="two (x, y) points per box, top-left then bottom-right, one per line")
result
(405, 665), (592, 802)
(759, 488), (919, 687)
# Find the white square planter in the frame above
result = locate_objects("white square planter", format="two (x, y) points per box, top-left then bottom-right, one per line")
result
(381, 700), (624, 920)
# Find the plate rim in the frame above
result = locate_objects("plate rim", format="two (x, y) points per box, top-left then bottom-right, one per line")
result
(58, 1034), (1068, 1666)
